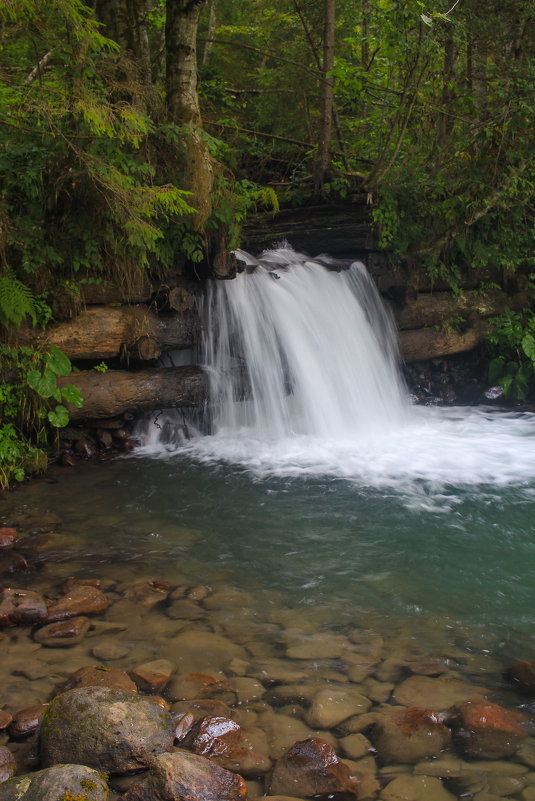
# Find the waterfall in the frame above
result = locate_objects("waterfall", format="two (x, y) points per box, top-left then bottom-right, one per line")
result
(203, 246), (408, 440)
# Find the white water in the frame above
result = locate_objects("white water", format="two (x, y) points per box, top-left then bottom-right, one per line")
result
(139, 247), (535, 498)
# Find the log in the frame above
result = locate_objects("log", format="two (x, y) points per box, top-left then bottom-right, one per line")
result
(392, 290), (527, 331)
(399, 320), (496, 363)
(59, 366), (209, 419)
(22, 307), (201, 361)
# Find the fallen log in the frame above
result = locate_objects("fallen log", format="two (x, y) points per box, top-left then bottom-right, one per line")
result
(393, 290), (527, 331)
(59, 366), (209, 419)
(21, 307), (201, 361)
(399, 320), (496, 362)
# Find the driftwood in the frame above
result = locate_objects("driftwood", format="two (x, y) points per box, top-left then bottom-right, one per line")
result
(393, 290), (527, 331)
(22, 307), (200, 361)
(59, 366), (209, 419)
(399, 320), (495, 362)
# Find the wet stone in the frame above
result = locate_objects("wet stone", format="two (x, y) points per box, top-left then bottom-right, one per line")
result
(40, 687), (175, 773)
(372, 706), (452, 764)
(119, 750), (247, 801)
(33, 615), (91, 647)
(450, 699), (530, 759)
(394, 676), (487, 710)
(284, 631), (351, 660)
(185, 715), (272, 777)
(381, 774), (457, 801)
(167, 671), (233, 702)
(0, 589), (48, 627)
(505, 661), (535, 694)
(46, 584), (110, 621)
(130, 659), (175, 692)
(59, 664), (138, 693)
(267, 737), (359, 799)
(169, 631), (247, 673)
(171, 699), (234, 723)
(0, 763), (109, 801)
(339, 732), (372, 760)
(305, 686), (372, 729)
(9, 703), (48, 738)
(166, 599), (206, 620)
(0, 745), (16, 783)
(91, 638), (130, 660)
(0, 711), (13, 731)
(0, 529), (17, 549)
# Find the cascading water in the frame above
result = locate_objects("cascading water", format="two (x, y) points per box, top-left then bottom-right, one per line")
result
(139, 245), (535, 497)
(204, 246), (408, 440)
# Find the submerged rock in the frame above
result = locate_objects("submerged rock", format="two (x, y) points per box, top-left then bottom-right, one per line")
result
(0, 530), (17, 550)
(120, 750), (247, 801)
(394, 676), (486, 710)
(372, 706), (452, 764)
(33, 616), (91, 647)
(0, 589), (48, 628)
(450, 699), (529, 759)
(59, 665), (138, 693)
(9, 704), (48, 738)
(184, 715), (272, 777)
(130, 659), (175, 693)
(0, 764), (109, 801)
(46, 584), (110, 621)
(267, 737), (359, 798)
(40, 687), (175, 772)
(505, 661), (535, 694)
(0, 746), (16, 783)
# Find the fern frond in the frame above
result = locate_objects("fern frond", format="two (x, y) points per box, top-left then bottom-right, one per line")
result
(0, 274), (38, 328)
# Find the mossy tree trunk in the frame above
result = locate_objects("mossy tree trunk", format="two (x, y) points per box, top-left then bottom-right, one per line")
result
(165, 0), (214, 229)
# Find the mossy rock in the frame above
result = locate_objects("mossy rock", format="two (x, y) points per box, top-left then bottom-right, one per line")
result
(40, 687), (175, 773)
(0, 764), (109, 801)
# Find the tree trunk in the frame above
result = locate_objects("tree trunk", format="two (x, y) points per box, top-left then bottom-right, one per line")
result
(59, 366), (208, 419)
(392, 289), (526, 331)
(317, 0), (335, 192)
(19, 307), (200, 360)
(165, 0), (213, 227)
(202, 0), (217, 66)
(399, 320), (495, 363)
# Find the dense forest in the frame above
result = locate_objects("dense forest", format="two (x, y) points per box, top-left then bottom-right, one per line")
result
(0, 0), (534, 485)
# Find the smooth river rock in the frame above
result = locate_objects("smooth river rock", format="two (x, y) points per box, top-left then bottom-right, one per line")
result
(120, 750), (247, 801)
(450, 699), (530, 759)
(40, 687), (175, 772)
(46, 584), (110, 621)
(0, 589), (48, 627)
(33, 616), (91, 647)
(372, 706), (452, 763)
(393, 676), (486, 710)
(0, 764), (109, 801)
(305, 686), (371, 728)
(267, 737), (359, 798)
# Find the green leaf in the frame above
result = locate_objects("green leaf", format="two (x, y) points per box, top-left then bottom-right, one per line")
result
(47, 345), (72, 376)
(521, 333), (535, 365)
(420, 14), (433, 26)
(47, 405), (70, 428)
(60, 384), (84, 408)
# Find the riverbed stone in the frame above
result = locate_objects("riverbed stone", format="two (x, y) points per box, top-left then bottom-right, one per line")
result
(0, 764), (109, 801)
(46, 584), (110, 621)
(381, 774), (457, 801)
(257, 711), (337, 760)
(167, 671), (233, 702)
(372, 706), (452, 764)
(0, 712), (12, 731)
(166, 599), (206, 620)
(130, 659), (175, 692)
(229, 676), (266, 703)
(285, 631), (352, 660)
(247, 659), (310, 684)
(171, 698), (234, 723)
(450, 699), (529, 759)
(305, 686), (372, 728)
(33, 615), (91, 647)
(394, 676), (486, 709)
(91, 638), (130, 660)
(267, 737), (359, 798)
(168, 630), (248, 673)
(339, 732), (372, 760)
(59, 664), (138, 693)
(9, 704), (48, 738)
(0, 589), (48, 627)
(0, 746), (16, 783)
(0, 529), (17, 549)
(40, 686), (175, 772)
(185, 715), (272, 777)
(120, 750), (247, 801)
(505, 662), (535, 694)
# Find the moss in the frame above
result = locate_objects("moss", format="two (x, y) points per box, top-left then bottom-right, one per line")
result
(80, 779), (98, 791)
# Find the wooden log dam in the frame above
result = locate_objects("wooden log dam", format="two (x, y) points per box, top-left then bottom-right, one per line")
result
(21, 202), (529, 424)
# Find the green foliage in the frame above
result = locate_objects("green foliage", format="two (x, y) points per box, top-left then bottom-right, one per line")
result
(488, 309), (535, 400)
(0, 344), (83, 487)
